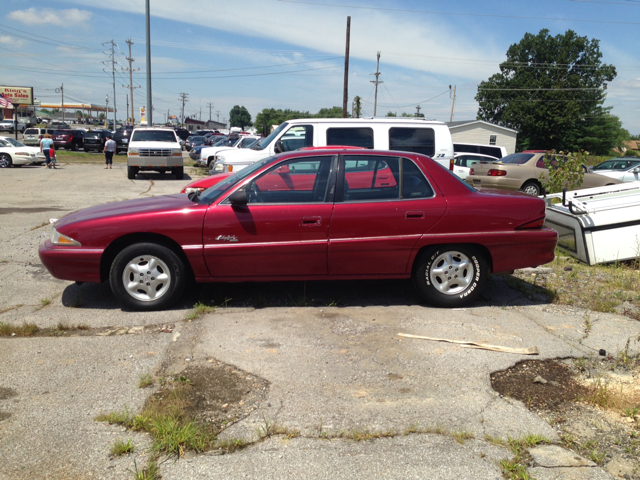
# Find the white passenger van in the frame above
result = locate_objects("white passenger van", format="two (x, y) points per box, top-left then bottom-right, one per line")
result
(453, 142), (507, 159)
(209, 118), (454, 174)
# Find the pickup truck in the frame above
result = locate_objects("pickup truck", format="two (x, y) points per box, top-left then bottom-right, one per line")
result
(127, 127), (183, 179)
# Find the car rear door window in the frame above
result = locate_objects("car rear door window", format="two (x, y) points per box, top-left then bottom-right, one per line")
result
(341, 155), (433, 202)
(248, 156), (333, 204)
(326, 127), (374, 149)
(389, 128), (435, 156)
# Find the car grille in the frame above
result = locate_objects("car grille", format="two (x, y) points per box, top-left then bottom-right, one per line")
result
(139, 148), (172, 157)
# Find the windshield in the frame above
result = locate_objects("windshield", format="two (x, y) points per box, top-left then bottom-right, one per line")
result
(500, 153), (534, 164)
(3, 137), (25, 147)
(198, 156), (275, 204)
(251, 122), (288, 151)
(212, 138), (228, 146)
(131, 130), (177, 142)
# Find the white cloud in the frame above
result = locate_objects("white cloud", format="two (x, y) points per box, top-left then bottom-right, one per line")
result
(8, 8), (92, 27)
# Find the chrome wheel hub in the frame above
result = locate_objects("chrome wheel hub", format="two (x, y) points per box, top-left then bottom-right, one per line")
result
(122, 255), (171, 302)
(429, 251), (474, 295)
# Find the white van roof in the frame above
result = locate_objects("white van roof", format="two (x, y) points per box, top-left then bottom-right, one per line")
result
(286, 117), (446, 126)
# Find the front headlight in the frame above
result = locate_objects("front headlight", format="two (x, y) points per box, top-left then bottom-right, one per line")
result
(213, 162), (224, 172)
(128, 147), (139, 154)
(184, 187), (206, 194)
(15, 151), (31, 156)
(51, 228), (81, 246)
(172, 148), (182, 155)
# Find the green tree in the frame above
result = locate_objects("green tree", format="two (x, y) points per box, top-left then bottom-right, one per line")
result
(476, 29), (618, 154)
(353, 96), (362, 118)
(229, 105), (253, 129)
(386, 111), (397, 117)
(314, 106), (344, 118)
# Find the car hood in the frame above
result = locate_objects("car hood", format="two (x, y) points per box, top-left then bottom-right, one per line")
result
(55, 195), (199, 228)
(3, 145), (42, 154)
(129, 141), (179, 148)
(200, 146), (235, 157)
(180, 173), (233, 193)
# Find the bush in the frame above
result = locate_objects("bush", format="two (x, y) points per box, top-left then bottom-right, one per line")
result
(540, 150), (586, 194)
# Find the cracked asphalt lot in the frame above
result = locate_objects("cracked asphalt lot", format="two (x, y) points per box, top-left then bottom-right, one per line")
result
(1, 163), (639, 479)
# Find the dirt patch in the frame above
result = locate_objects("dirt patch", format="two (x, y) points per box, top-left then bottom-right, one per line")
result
(154, 362), (269, 432)
(492, 358), (640, 477)
(0, 207), (65, 215)
(491, 359), (592, 409)
(0, 387), (18, 400)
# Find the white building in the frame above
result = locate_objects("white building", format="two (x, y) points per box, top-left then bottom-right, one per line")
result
(446, 120), (518, 155)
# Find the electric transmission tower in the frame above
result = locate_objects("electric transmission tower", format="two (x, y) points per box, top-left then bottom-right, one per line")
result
(122, 39), (140, 124)
(179, 93), (189, 127)
(102, 40), (121, 126)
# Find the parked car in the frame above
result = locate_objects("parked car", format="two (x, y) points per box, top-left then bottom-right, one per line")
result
(0, 119), (25, 133)
(209, 118), (455, 175)
(451, 153), (499, 180)
(83, 129), (112, 152)
(189, 145), (206, 162)
(185, 135), (206, 152)
(52, 130), (84, 151)
(126, 127), (183, 179)
(23, 128), (57, 146)
(0, 136), (46, 167)
(50, 122), (70, 130)
(591, 157), (640, 183)
(39, 148), (557, 311)
(465, 152), (623, 195)
(200, 135), (260, 169)
(114, 126), (134, 154)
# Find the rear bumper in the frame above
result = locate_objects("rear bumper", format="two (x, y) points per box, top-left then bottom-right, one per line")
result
(38, 241), (103, 283)
(489, 228), (558, 273)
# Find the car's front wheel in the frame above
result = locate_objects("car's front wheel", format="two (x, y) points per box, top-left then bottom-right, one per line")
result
(173, 166), (184, 180)
(127, 166), (138, 179)
(413, 245), (488, 308)
(0, 153), (12, 168)
(109, 243), (186, 311)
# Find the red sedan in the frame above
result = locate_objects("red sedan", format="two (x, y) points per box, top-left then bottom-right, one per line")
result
(39, 149), (557, 311)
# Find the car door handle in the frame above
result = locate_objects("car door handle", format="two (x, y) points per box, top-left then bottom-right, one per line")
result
(405, 211), (425, 220)
(301, 216), (322, 226)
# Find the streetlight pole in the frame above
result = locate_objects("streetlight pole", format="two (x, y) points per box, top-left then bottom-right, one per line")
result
(145, 0), (153, 125)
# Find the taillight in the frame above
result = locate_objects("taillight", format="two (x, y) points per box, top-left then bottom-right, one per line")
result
(469, 168), (475, 176)
(487, 169), (507, 176)
(449, 158), (454, 171)
(516, 217), (545, 230)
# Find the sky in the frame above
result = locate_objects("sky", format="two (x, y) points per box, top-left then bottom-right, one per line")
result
(1, 0), (639, 134)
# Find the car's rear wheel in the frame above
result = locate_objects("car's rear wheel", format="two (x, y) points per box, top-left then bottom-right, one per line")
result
(127, 166), (138, 179)
(521, 181), (542, 196)
(413, 245), (488, 308)
(109, 243), (186, 311)
(0, 153), (12, 168)
(173, 167), (184, 180)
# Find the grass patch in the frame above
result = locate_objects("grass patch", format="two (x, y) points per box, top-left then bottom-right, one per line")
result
(451, 430), (475, 444)
(511, 252), (640, 317)
(497, 434), (549, 480)
(184, 301), (215, 321)
(138, 373), (154, 388)
(95, 377), (217, 457)
(130, 458), (159, 480)
(110, 438), (135, 456)
(0, 322), (40, 336)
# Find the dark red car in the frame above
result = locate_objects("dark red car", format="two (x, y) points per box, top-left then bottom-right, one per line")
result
(53, 129), (84, 151)
(39, 149), (557, 311)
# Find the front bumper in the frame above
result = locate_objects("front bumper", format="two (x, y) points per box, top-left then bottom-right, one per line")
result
(38, 241), (103, 283)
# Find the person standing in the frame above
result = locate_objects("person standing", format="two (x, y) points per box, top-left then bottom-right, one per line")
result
(40, 133), (55, 169)
(103, 134), (116, 169)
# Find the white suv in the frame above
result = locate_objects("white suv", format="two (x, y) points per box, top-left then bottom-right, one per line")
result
(127, 127), (183, 179)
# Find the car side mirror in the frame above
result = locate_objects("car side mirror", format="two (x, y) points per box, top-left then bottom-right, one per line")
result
(633, 167), (640, 174)
(229, 188), (248, 206)
(274, 140), (284, 154)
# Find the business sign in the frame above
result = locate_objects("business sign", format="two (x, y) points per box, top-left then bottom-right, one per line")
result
(0, 86), (34, 105)
(140, 106), (147, 125)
